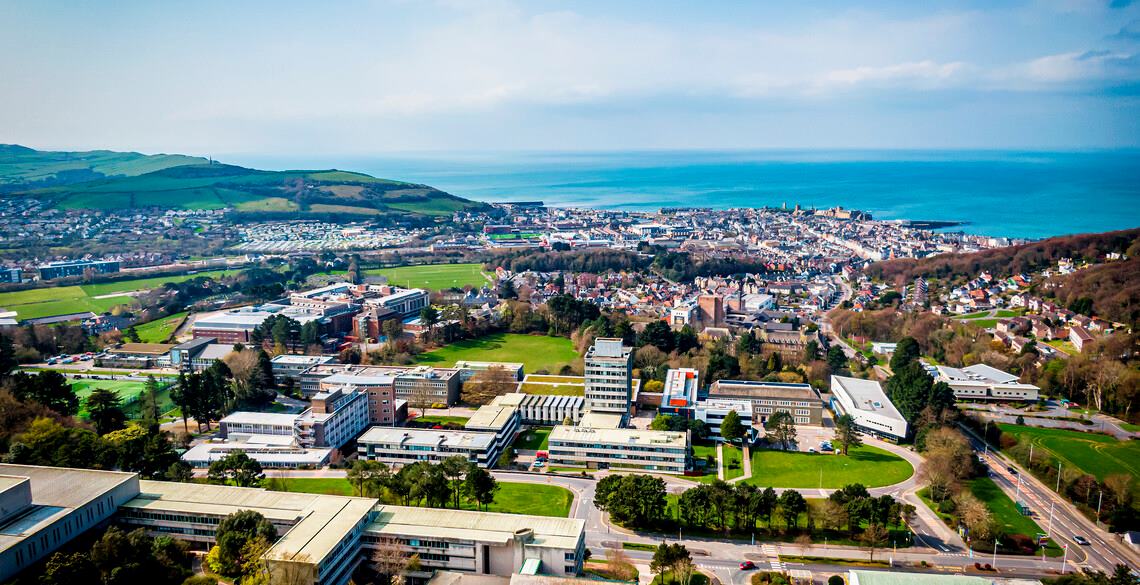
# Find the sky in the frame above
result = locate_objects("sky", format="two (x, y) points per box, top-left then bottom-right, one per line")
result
(1, 0), (1138, 155)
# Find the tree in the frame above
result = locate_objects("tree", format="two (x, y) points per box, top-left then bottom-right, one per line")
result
(918, 427), (973, 502)
(419, 306), (441, 344)
(832, 414), (862, 456)
(803, 340), (820, 362)
(383, 318), (405, 347)
(347, 459), (390, 497)
(885, 361), (955, 428)
(765, 411), (797, 450)
(464, 465), (499, 511)
(8, 370), (79, 416)
(212, 510), (277, 576)
(461, 367), (518, 405)
(638, 320), (676, 353)
(826, 346), (848, 374)
(86, 388), (127, 435)
(207, 450), (264, 487)
(778, 489), (807, 530)
(859, 524), (889, 561)
(720, 409), (745, 444)
(140, 375), (161, 429)
(408, 378), (436, 416)
(596, 474), (667, 529)
(441, 455), (470, 509)
(40, 552), (95, 585)
(889, 337), (921, 371)
(0, 335), (17, 377)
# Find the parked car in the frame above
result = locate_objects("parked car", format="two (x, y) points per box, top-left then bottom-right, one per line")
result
(1073, 535), (1091, 546)
(739, 561), (756, 570)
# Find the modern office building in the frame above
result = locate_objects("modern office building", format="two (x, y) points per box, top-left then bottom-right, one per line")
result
(271, 354), (337, 379)
(829, 375), (908, 441)
(658, 368), (700, 414)
(295, 387), (370, 450)
(547, 426), (687, 474)
(181, 438), (334, 469)
(357, 427), (508, 469)
(0, 465), (139, 582)
(933, 364), (1040, 402)
(36, 259), (119, 280)
(220, 411), (299, 438)
(0, 268), (22, 284)
(707, 380), (825, 425)
(368, 288), (430, 318)
(583, 338), (633, 416)
(0, 466), (586, 585)
(303, 364), (462, 407)
(693, 398), (757, 442)
(464, 404), (522, 446)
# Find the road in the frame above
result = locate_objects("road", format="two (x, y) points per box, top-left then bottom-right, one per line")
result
(963, 426), (1140, 574)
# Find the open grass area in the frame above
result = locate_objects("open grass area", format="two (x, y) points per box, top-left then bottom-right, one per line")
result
(743, 445), (913, 489)
(1120, 422), (1140, 433)
(723, 445), (745, 480)
(70, 377), (174, 418)
(968, 477), (1058, 554)
(0, 271), (234, 321)
(365, 263), (489, 291)
(418, 333), (580, 374)
(513, 426), (552, 451)
(134, 311), (187, 343)
(410, 415), (470, 427)
(80, 269), (233, 296)
(959, 311), (992, 319)
(998, 423), (1140, 483)
(1045, 339), (1077, 355)
(518, 381), (585, 396)
(268, 478), (573, 517)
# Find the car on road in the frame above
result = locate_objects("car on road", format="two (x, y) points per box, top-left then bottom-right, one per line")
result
(739, 561), (756, 570)
(532, 461), (544, 469)
(1007, 466), (1018, 475)
(1073, 535), (1091, 546)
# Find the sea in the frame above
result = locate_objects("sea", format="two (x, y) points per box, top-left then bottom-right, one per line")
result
(230, 150), (1140, 240)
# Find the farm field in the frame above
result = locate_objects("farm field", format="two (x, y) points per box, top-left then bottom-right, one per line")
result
(998, 424), (1140, 483)
(134, 312), (187, 343)
(743, 445), (913, 489)
(270, 479), (573, 517)
(80, 269), (232, 296)
(365, 263), (489, 291)
(418, 333), (580, 374)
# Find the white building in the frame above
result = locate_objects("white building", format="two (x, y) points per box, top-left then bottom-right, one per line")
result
(934, 364), (1040, 402)
(693, 398), (756, 442)
(583, 338), (633, 416)
(357, 427), (509, 468)
(547, 426), (687, 474)
(829, 375), (908, 441)
(454, 361), (525, 382)
(491, 393), (585, 426)
(295, 387), (370, 450)
(271, 354), (336, 379)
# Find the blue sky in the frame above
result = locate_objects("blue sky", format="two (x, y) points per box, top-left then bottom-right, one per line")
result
(1, 0), (1138, 154)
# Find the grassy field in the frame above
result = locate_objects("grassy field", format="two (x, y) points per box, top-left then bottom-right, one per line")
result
(1045, 339), (1077, 355)
(365, 263), (489, 291)
(743, 445), (913, 489)
(519, 382), (585, 396)
(269, 478), (573, 517)
(998, 423), (1140, 483)
(134, 312), (187, 343)
(418, 333), (580, 374)
(968, 478), (1056, 550)
(0, 270), (232, 321)
(0, 146), (204, 184)
(0, 285), (135, 320)
(70, 377), (174, 418)
(513, 427), (552, 451)
(723, 445), (745, 481)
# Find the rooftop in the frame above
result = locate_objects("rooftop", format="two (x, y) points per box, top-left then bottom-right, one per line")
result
(549, 425), (686, 448)
(358, 427), (497, 450)
(465, 404), (519, 431)
(848, 570), (992, 585)
(577, 411), (625, 429)
(367, 505), (584, 550)
(221, 411), (300, 426)
(830, 376), (906, 422)
(708, 380), (821, 401)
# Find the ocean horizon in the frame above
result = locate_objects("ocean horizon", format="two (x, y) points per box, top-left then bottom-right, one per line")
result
(229, 149), (1140, 240)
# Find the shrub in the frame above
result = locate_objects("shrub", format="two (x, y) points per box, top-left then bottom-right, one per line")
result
(999, 434), (1019, 449)
(828, 576), (845, 585)
(183, 577), (219, 585)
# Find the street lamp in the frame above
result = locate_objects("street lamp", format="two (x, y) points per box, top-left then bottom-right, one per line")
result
(992, 540), (999, 569)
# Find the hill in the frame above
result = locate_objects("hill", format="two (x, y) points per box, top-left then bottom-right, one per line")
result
(0, 144), (206, 191)
(2, 146), (483, 217)
(1046, 257), (1140, 326)
(865, 227), (1140, 284)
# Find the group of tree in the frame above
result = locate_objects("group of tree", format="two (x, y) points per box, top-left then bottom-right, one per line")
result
(650, 251), (779, 282)
(1045, 565), (1140, 585)
(484, 248), (649, 275)
(884, 339), (956, 431)
(249, 314), (302, 354)
(650, 543), (697, 585)
(593, 474), (669, 529)
(460, 366), (520, 405)
(649, 413), (709, 439)
(764, 411), (797, 450)
(31, 526), (192, 585)
(340, 457), (500, 511)
(204, 509), (278, 584)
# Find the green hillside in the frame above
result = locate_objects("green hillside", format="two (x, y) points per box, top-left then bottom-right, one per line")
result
(0, 144), (206, 188)
(2, 146), (483, 216)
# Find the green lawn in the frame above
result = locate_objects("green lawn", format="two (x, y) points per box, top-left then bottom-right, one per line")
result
(1045, 340), (1077, 355)
(134, 312), (187, 343)
(364, 263), (489, 291)
(518, 382), (585, 396)
(410, 415), (470, 426)
(80, 270), (232, 296)
(998, 424), (1140, 483)
(995, 309), (1024, 318)
(959, 311), (992, 319)
(270, 478), (573, 517)
(743, 445), (913, 489)
(70, 377), (174, 418)
(418, 333), (580, 374)
(513, 427), (552, 451)
(0, 270), (233, 321)
(723, 445), (744, 480)
(1120, 422), (1140, 433)
(621, 542), (657, 552)
(970, 319), (998, 329)
(968, 477), (1061, 556)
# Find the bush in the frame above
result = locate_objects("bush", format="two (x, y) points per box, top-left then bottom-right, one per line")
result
(999, 434), (1019, 449)
(752, 572), (791, 585)
(828, 576), (845, 585)
(183, 577), (218, 585)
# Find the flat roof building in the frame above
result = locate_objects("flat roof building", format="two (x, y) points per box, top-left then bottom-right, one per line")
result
(659, 368), (700, 413)
(934, 364), (1039, 402)
(357, 426), (510, 469)
(830, 376), (908, 440)
(547, 426), (687, 474)
(272, 354), (336, 379)
(707, 380), (825, 425)
(455, 361), (526, 382)
(491, 393), (585, 426)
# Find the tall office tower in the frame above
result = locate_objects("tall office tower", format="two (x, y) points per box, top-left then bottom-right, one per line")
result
(583, 338), (634, 416)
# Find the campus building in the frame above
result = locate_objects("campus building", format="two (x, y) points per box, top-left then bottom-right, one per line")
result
(357, 427), (508, 469)
(490, 393), (585, 426)
(933, 364), (1040, 402)
(0, 465), (139, 582)
(829, 376), (908, 441)
(271, 354), (337, 379)
(693, 398), (757, 442)
(455, 361), (526, 382)
(303, 364), (462, 407)
(464, 404), (522, 447)
(295, 387), (370, 450)
(657, 368), (700, 414)
(707, 380), (825, 425)
(583, 338), (633, 417)
(36, 259), (119, 280)
(0, 466), (586, 585)
(547, 426), (687, 474)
